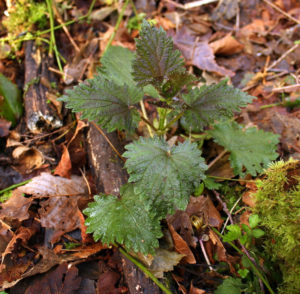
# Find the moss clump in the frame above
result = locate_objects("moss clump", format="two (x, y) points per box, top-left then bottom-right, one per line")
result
(253, 159), (300, 294)
(3, 0), (47, 36)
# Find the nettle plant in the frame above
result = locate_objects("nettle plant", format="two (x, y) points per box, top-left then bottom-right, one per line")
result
(60, 20), (279, 254)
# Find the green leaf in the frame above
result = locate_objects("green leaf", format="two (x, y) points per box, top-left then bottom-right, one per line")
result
(101, 45), (159, 98)
(123, 137), (207, 216)
(132, 20), (185, 89)
(252, 228), (265, 239)
(181, 80), (254, 132)
(223, 224), (242, 242)
(209, 121), (279, 176)
(249, 214), (260, 229)
(59, 75), (141, 132)
(84, 184), (162, 254)
(0, 73), (22, 126)
(203, 177), (222, 190)
(214, 277), (244, 294)
(238, 268), (249, 279)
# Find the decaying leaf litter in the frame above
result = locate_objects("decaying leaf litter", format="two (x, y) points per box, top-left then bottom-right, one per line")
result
(0, 0), (299, 293)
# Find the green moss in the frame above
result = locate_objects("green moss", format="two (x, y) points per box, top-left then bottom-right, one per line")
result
(253, 159), (300, 294)
(3, 0), (47, 36)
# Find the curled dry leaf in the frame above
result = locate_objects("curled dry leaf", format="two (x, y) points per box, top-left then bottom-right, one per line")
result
(173, 28), (234, 77)
(12, 145), (44, 174)
(0, 190), (32, 222)
(54, 144), (72, 179)
(168, 223), (196, 264)
(148, 248), (185, 278)
(189, 283), (206, 294)
(210, 34), (244, 56)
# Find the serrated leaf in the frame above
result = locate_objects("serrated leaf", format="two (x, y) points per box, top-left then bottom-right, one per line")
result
(209, 121), (279, 176)
(84, 184), (162, 254)
(59, 75), (141, 132)
(123, 137), (207, 216)
(132, 20), (185, 89)
(223, 224), (242, 242)
(181, 80), (254, 132)
(0, 73), (22, 126)
(161, 71), (196, 98)
(101, 45), (160, 98)
(214, 277), (244, 294)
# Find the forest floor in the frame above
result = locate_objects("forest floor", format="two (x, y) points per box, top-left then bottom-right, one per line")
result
(0, 0), (300, 293)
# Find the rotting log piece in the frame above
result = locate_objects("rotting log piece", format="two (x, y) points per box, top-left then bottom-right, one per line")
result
(87, 123), (162, 294)
(24, 40), (62, 134)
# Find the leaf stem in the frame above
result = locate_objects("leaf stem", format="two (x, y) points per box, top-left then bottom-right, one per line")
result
(158, 108), (168, 131)
(208, 175), (256, 183)
(212, 228), (275, 294)
(102, 0), (130, 55)
(140, 114), (157, 133)
(163, 110), (185, 131)
(118, 246), (172, 294)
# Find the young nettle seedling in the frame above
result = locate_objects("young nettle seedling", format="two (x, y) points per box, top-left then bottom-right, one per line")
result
(60, 20), (279, 254)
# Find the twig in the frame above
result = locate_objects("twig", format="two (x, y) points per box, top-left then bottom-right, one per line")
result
(220, 196), (241, 234)
(272, 83), (300, 92)
(91, 121), (125, 162)
(118, 246), (172, 294)
(262, 0), (300, 25)
(199, 238), (214, 271)
(207, 149), (227, 170)
(208, 175), (255, 183)
(267, 43), (300, 71)
(51, 0), (80, 52)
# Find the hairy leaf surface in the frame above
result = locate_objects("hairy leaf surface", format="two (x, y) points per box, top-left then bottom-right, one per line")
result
(84, 184), (162, 254)
(59, 75), (141, 132)
(123, 137), (207, 216)
(209, 121), (279, 176)
(101, 45), (159, 98)
(181, 80), (254, 132)
(132, 20), (185, 89)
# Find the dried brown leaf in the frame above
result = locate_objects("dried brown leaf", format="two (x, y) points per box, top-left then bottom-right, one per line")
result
(210, 34), (244, 56)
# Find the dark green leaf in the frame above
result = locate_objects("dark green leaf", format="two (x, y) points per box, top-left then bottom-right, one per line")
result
(215, 277), (244, 294)
(0, 73), (22, 126)
(209, 121), (279, 176)
(59, 75), (141, 132)
(101, 45), (160, 98)
(84, 184), (162, 254)
(132, 20), (185, 89)
(181, 80), (254, 132)
(203, 177), (222, 190)
(123, 137), (207, 216)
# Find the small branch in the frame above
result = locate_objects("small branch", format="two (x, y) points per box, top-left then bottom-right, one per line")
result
(208, 175), (256, 183)
(221, 196), (241, 234)
(262, 0), (300, 25)
(119, 246), (172, 294)
(267, 43), (300, 71)
(91, 122), (125, 162)
(199, 238), (214, 271)
(163, 0), (218, 10)
(207, 149), (227, 170)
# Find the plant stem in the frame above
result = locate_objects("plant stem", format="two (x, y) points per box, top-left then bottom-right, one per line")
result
(207, 149), (227, 169)
(46, 0), (63, 73)
(140, 115), (157, 133)
(102, 0), (130, 55)
(163, 110), (185, 131)
(129, 0), (139, 17)
(119, 247), (172, 294)
(0, 180), (31, 195)
(158, 108), (168, 131)
(208, 175), (256, 183)
(212, 228), (275, 294)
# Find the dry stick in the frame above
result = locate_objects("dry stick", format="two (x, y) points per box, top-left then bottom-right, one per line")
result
(262, 0), (300, 25)
(267, 42), (300, 71)
(199, 238), (214, 271)
(163, 0), (218, 10)
(51, 0), (80, 52)
(220, 196), (241, 235)
(207, 149), (227, 170)
(213, 190), (267, 294)
(91, 121), (125, 162)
